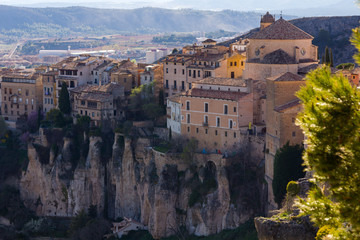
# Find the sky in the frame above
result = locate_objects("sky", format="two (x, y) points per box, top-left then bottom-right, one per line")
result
(0, 0), (359, 16)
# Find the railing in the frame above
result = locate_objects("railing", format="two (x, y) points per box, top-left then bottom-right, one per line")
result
(203, 122), (209, 127)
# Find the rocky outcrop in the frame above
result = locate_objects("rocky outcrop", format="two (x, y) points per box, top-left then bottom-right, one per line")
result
(254, 178), (317, 240)
(20, 129), (265, 238)
(254, 216), (317, 240)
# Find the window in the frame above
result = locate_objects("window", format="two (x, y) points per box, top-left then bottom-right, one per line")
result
(292, 131), (296, 137)
(216, 117), (220, 127)
(234, 107), (236, 113)
(224, 105), (228, 114)
(166, 80), (169, 88)
(145, 76), (147, 81)
(230, 62), (233, 66)
(215, 130), (218, 135)
(189, 83), (192, 89)
(234, 132), (236, 138)
(234, 62), (237, 66)
(26, 99), (28, 104)
(188, 127), (190, 132)
(229, 120), (233, 129)
(9, 89), (12, 94)
(187, 113), (190, 123)
(124, 78), (127, 83)
(292, 117), (295, 123)
(225, 131), (227, 137)
(182, 69), (185, 75)
(204, 103), (209, 112)
(182, 81), (185, 90)
(189, 70), (191, 77)
(174, 81), (177, 89)
(198, 70), (200, 77)
(204, 115), (208, 124)
(193, 70), (196, 78)
(92, 112), (95, 117)
(231, 72), (235, 78)
(81, 100), (85, 105)
(80, 72), (83, 76)
(166, 68), (168, 73)
(196, 128), (199, 133)
(205, 129), (208, 134)
(241, 61), (244, 66)
(174, 69), (177, 74)
(186, 101), (190, 110)
(31, 99), (34, 105)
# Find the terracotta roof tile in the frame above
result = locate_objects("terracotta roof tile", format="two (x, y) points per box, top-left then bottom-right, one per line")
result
(267, 72), (304, 82)
(193, 77), (247, 87)
(183, 88), (249, 101)
(249, 18), (313, 40)
(274, 99), (301, 112)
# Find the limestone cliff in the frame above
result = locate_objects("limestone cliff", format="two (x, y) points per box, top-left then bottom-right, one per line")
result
(20, 129), (265, 238)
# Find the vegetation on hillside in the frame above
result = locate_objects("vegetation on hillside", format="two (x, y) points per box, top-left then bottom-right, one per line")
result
(152, 34), (197, 44)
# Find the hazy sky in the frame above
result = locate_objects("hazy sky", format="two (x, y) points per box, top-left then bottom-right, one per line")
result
(0, 0), (355, 10)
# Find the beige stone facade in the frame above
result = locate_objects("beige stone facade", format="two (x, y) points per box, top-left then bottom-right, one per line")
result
(42, 71), (57, 113)
(70, 83), (125, 126)
(179, 79), (253, 152)
(1, 73), (42, 122)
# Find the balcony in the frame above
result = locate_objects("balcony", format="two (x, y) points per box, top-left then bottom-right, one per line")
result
(203, 122), (209, 127)
(171, 85), (177, 90)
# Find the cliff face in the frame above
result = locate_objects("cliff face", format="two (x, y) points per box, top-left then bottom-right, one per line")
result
(20, 130), (265, 238)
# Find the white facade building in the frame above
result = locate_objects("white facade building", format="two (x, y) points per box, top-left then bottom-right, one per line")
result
(166, 94), (181, 136)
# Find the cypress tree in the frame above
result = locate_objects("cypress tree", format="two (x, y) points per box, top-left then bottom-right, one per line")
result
(324, 46), (330, 66)
(330, 48), (334, 67)
(58, 82), (71, 114)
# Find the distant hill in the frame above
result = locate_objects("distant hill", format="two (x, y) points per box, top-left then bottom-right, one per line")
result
(220, 16), (360, 66)
(0, 5), (272, 38)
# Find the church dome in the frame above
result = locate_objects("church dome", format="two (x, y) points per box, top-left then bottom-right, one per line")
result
(261, 12), (275, 23)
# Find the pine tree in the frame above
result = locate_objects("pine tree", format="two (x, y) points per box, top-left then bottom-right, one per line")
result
(295, 25), (360, 237)
(58, 82), (71, 114)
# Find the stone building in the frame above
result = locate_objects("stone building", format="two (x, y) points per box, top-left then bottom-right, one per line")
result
(42, 70), (57, 113)
(163, 55), (193, 97)
(166, 94), (181, 136)
(243, 15), (319, 209)
(70, 83), (125, 126)
(180, 77), (253, 152)
(1, 72), (42, 122)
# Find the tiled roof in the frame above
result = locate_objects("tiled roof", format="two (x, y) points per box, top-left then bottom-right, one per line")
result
(249, 18), (313, 40)
(71, 82), (123, 94)
(168, 93), (181, 103)
(274, 99), (301, 112)
(203, 39), (216, 43)
(262, 49), (297, 64)
(193, 77), (247, 87)
(162, 54), (194, 63)
(194, 53), (226, 62)
(261, 12), (275, 23)
(183, 88), (249, 101)
(267, 72), (304, 82)
(298, 64), (319, 74)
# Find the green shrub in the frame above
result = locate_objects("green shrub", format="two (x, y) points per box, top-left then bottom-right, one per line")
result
(272, 143), (305, 206)
(286, 181), (300, 196)
(316, 225), (335, 240)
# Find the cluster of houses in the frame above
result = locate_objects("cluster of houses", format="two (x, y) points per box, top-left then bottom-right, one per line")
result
(0, 12), (359, 209)
(0, 56), (162, 127)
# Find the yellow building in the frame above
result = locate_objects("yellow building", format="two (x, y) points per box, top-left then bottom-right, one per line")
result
(226, 51), (246, 78)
